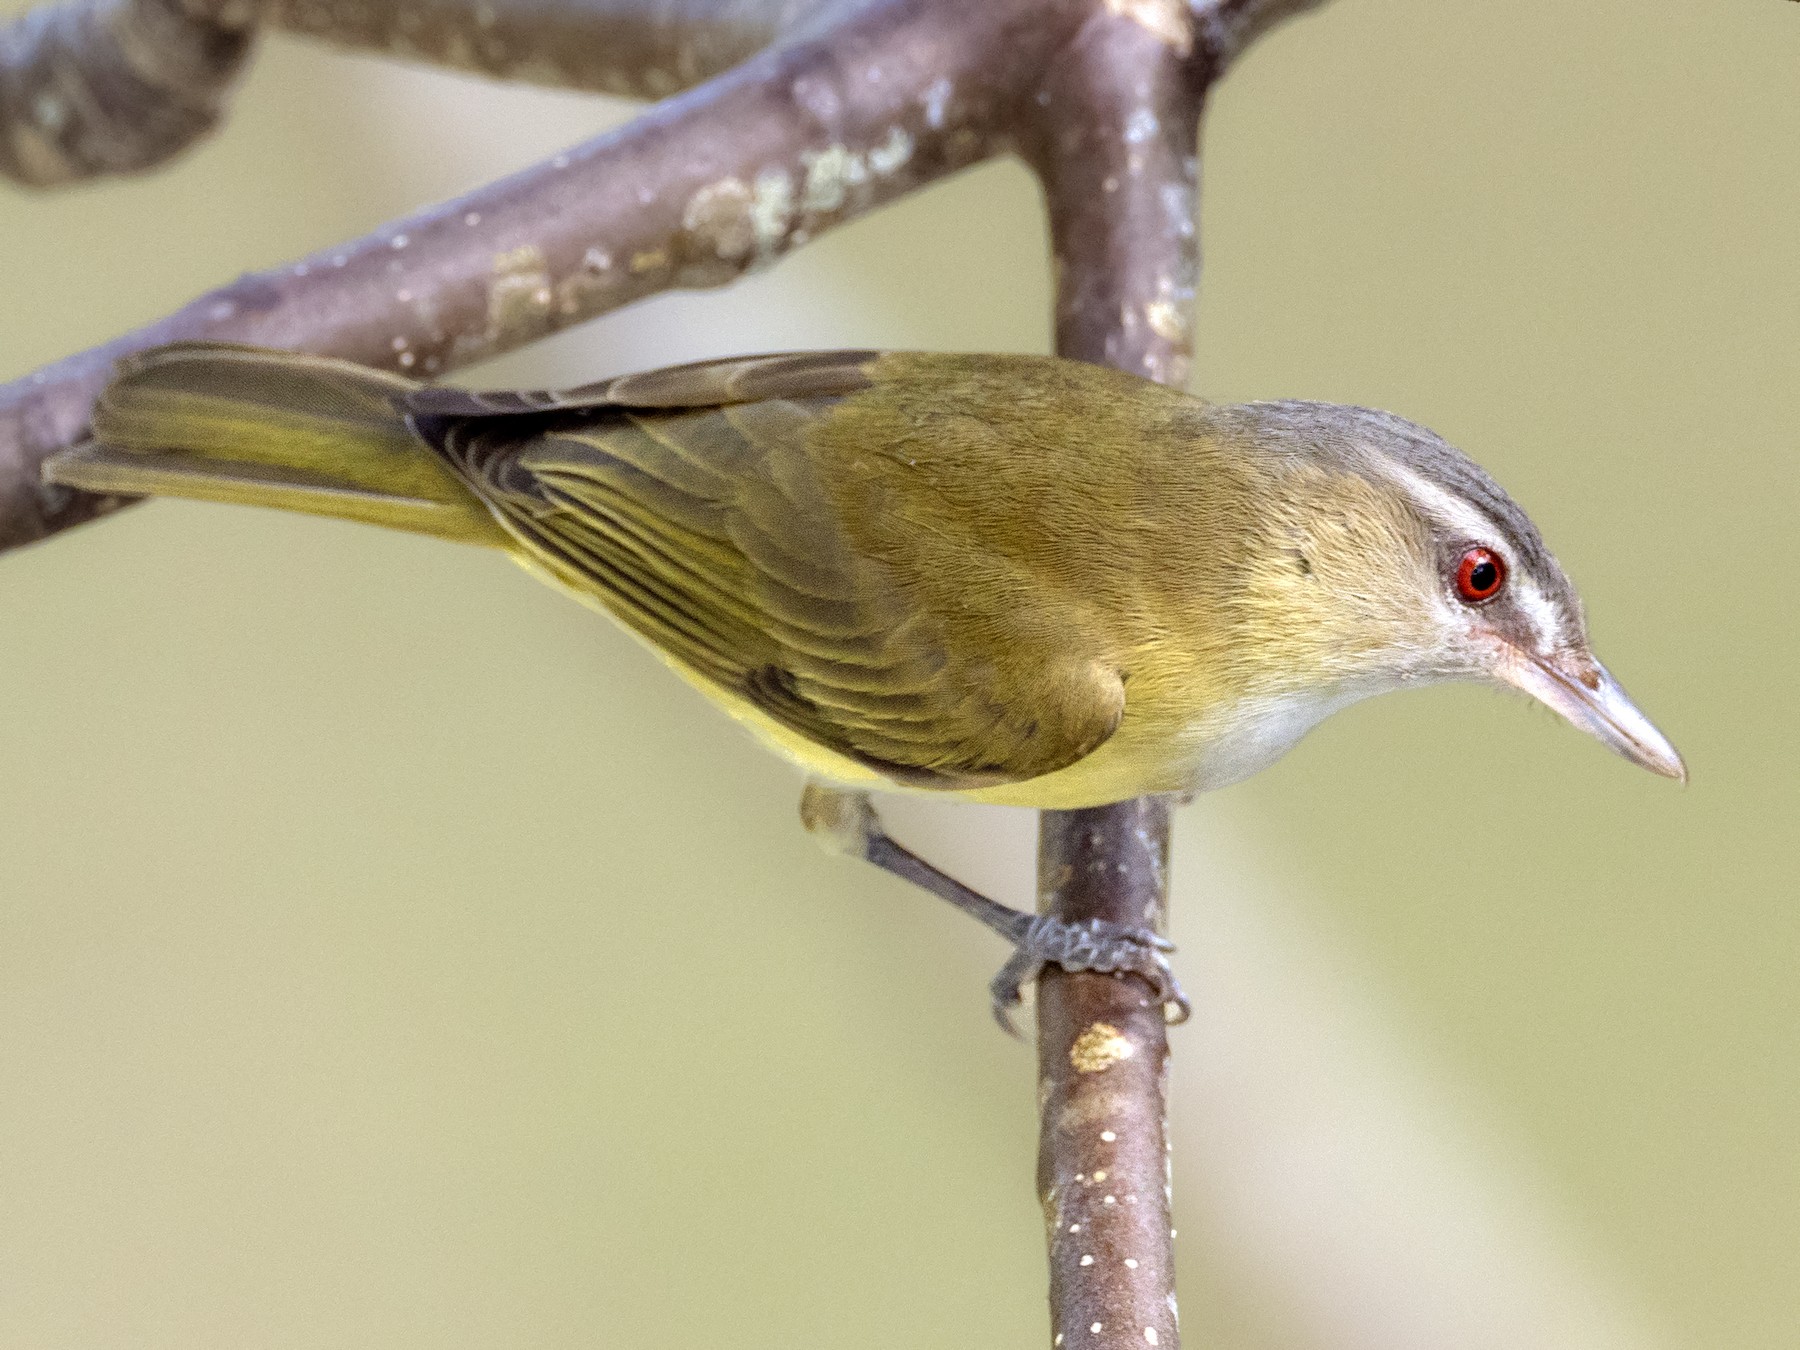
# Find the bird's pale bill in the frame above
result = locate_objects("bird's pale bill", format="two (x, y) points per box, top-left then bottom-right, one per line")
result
(1493, 646), (1687, 782)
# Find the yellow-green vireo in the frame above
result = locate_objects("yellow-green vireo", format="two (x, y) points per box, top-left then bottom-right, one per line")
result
(45, 345), (1685, 1029)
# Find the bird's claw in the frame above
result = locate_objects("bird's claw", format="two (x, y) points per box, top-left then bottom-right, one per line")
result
(988, 916), (1191, 1037)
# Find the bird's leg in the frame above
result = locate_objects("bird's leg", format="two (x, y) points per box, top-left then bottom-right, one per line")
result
(799, 783), (1190, 1036)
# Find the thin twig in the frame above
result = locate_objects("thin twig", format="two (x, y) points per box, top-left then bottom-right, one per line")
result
(1190, 0), (1333, 68)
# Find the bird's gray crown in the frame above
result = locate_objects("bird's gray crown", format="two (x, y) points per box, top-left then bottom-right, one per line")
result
(1218, 399), (1586, 647)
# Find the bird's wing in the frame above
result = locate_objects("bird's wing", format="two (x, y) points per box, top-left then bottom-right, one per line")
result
(403, 350), (885, 417)
(406, 354), (1124, 790)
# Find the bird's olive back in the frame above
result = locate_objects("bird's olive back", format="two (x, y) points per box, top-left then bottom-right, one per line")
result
(807, 353), (1264, 692)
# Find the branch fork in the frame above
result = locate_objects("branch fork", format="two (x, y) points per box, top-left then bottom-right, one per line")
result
(0, 0), (1336, 1343)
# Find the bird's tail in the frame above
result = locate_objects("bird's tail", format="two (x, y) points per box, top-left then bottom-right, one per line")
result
(44, 343), (508, 546)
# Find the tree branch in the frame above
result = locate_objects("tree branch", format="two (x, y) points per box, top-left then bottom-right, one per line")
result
(189, 0), (823, 99)
(1023, 10), (1329, 1342)
(1191, 0), (1331, 69)
(1029, 3), (1203, 384)
(1, 1), (1340, 1341)
(1024, 5), (1203, 1346)
(1036, 804), (1179, 1350)
(0, 0), (1066, 550)
(0, 0), (825, 189)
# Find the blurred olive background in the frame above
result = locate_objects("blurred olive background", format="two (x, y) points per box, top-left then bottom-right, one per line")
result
(1, 1), (1795, 1347)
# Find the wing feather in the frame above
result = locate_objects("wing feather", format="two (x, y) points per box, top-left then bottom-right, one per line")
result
(413, 353), (1123, 789)
(404, 350), (881, 418)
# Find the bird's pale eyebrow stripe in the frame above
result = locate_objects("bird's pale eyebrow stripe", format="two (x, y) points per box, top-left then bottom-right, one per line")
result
(1377, 459), (1569, 644)
(1373, 459), (1506, 549)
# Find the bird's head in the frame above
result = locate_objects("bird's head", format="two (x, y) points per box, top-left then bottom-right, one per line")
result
(1212, 400), (1685, 782)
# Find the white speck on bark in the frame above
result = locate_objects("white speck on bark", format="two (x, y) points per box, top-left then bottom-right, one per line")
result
(868, 126), (914, 176)
(1146, 299), (1184, 342)
(33, 93), (65, 129)
(683, 177), (758, 262)
(790, 72), (841, 124)
(750, 168), (795, 257)
(801, 143), (869, 213)
(922, 76), (953, 130)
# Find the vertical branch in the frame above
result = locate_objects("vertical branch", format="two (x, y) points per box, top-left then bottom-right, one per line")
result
(1036, 803), (1180, 1350)
(1032, 12), (1201, 387)
(1026, 8), (1205, 1348)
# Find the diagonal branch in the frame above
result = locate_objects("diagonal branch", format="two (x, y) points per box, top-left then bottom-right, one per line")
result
(0, 0), (826, 188)
(0, 0), (1067, 550)
(0, 0), (1333, 551)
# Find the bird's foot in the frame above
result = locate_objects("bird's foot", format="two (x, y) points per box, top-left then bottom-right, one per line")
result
(800, 782), (1190, 1037)
(989, 917), (1189, 1038)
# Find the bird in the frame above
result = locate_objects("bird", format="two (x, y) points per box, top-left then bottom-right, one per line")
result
(44, 343), (1686, 1030)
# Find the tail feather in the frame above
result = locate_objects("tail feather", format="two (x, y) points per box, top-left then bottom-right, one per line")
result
(46, 343), (508, 546)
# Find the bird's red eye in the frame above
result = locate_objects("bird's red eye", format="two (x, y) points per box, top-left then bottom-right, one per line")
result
(1455, 547), (1506, 603)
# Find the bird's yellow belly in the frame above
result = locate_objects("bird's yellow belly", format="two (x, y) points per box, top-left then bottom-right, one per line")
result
(962, 680), (1394, 808)
(550, 547), (1383, 809)
(658, 641), (1373, 810)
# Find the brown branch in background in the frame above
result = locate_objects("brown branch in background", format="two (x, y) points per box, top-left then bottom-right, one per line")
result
(187, 0), (821, 98)
(0, 0), (253, 185)
(1023, 6), (1205, 1344)
(0, 0), (822, 188)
